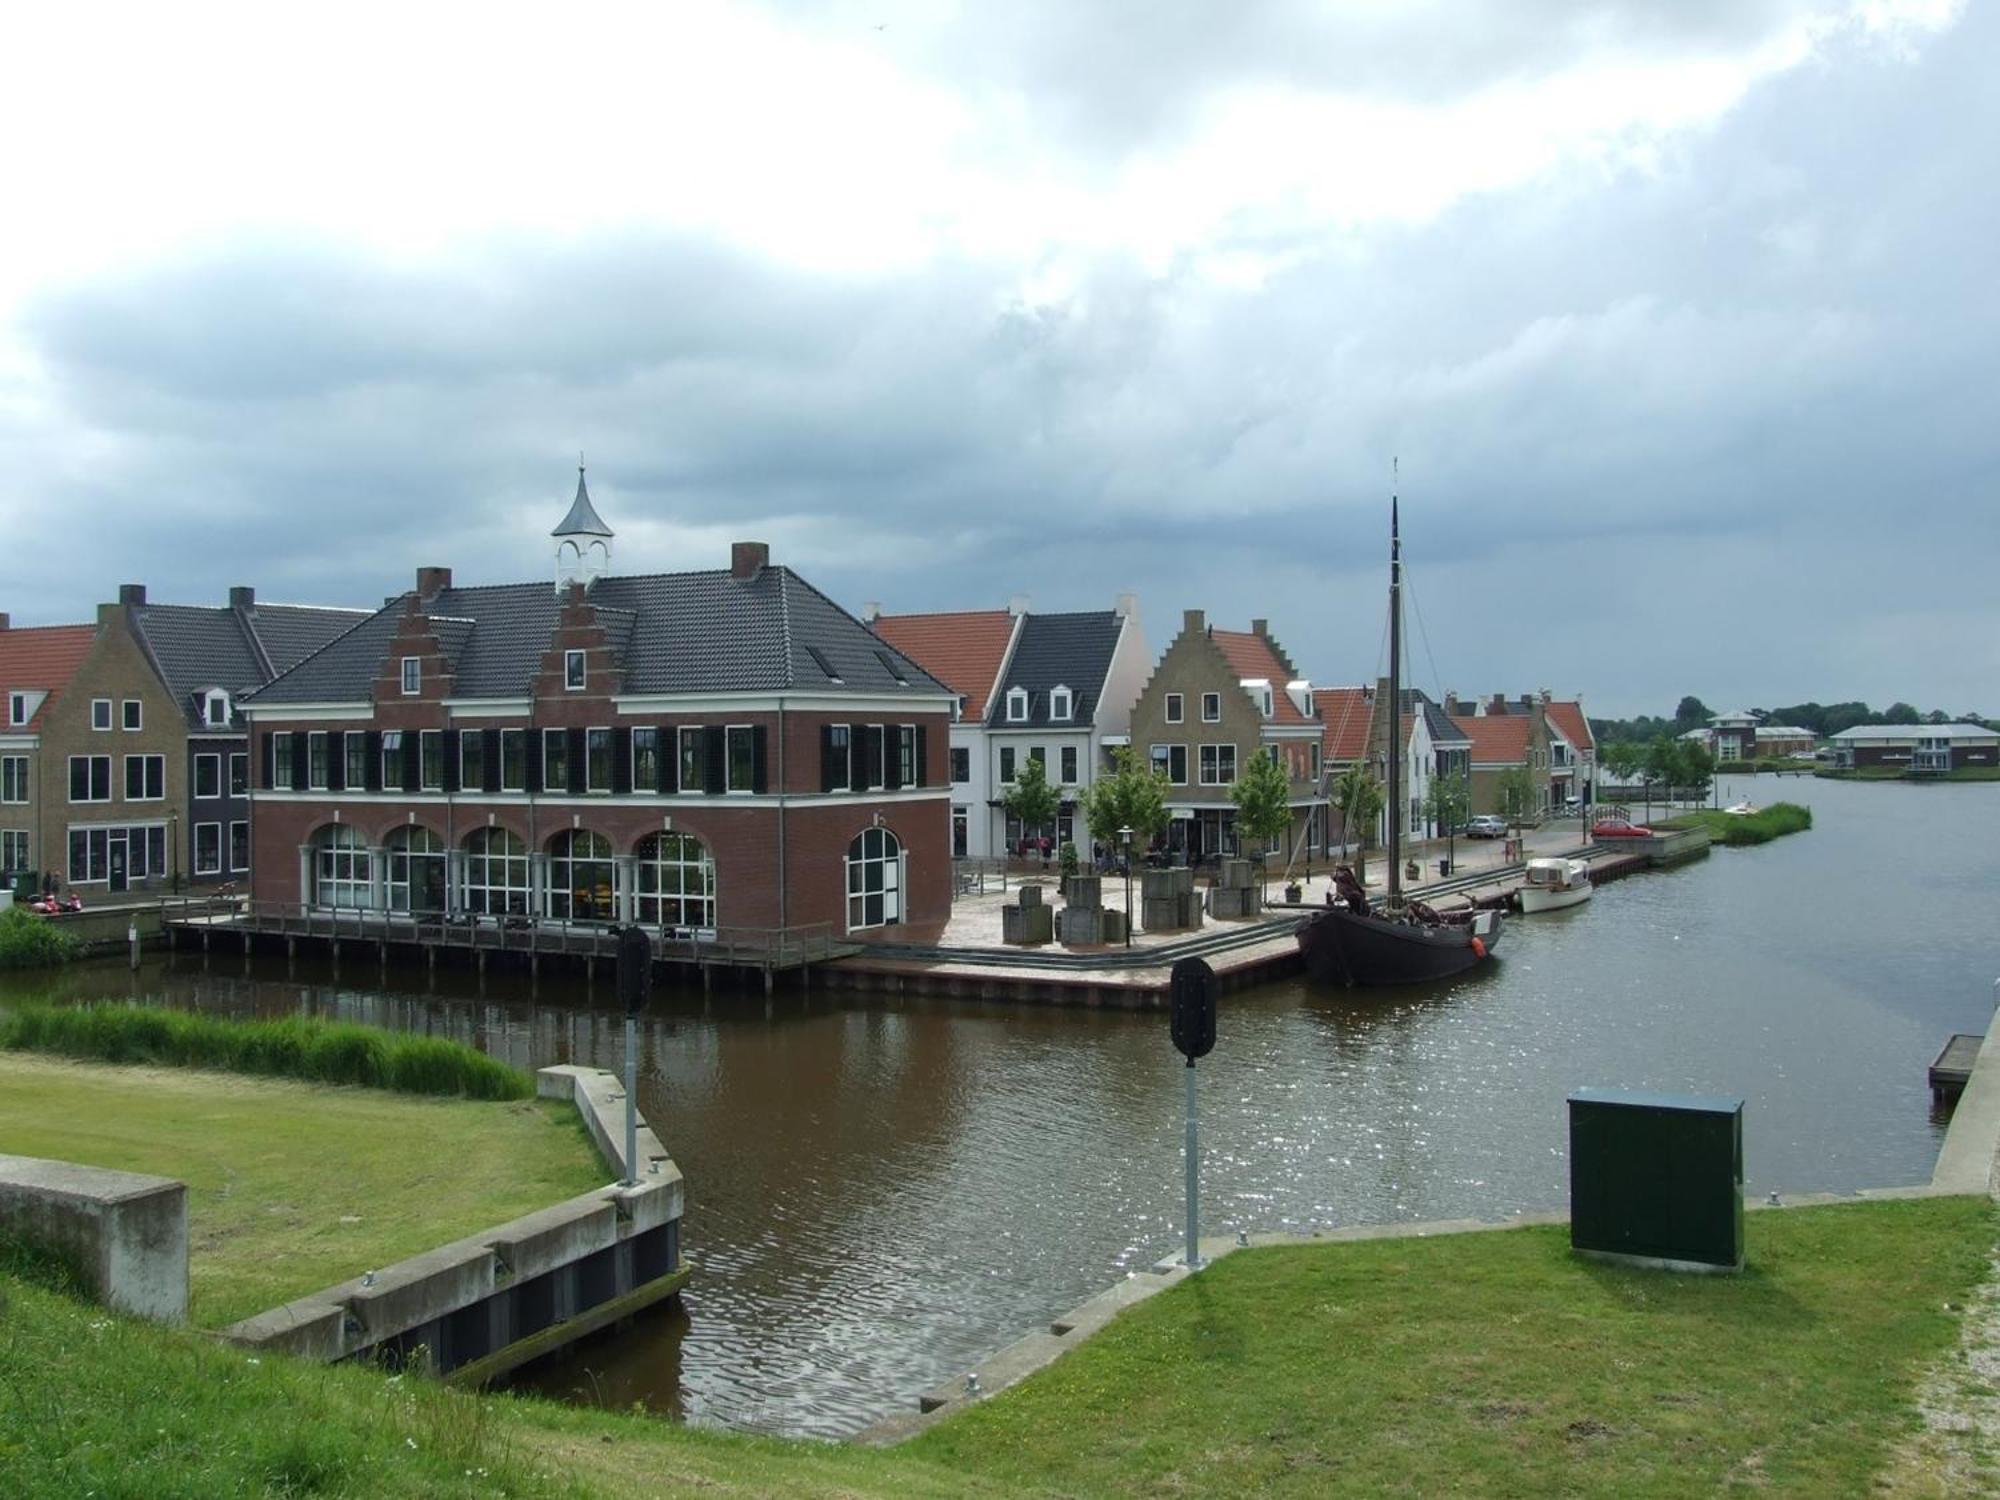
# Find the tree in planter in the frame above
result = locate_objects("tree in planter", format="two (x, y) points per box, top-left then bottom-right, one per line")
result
(1422, 771), (1471, 874)
(1079, 746), (1170, 865)
(1002, 754), (1061, 864)
(1330, 763), (1386, 884)
(1229, 748), (1295, 907)
(1495, 764), (1538, 841)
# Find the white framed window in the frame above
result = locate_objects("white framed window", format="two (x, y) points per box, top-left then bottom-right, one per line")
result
(229, 820), (250, 873)
(122, 699), (143, 731)
(1050, 686), (1072, 721)
(312, 825), (373, 908)
(846, 826), (904, 930)
(203, 690), (229, 728)
(949, 746), (970, 783)
(193, 822), (223, 876)
(7, 692), (27, 727)
(1, 830), (27, 870)
(897, 724), (918, 787)
(91, 699), (113, 731)
(1199, 743), (1237, 785)
(229, 752), (249, 796)
(546, 829), (615, 921)
(677, 726), (705, 793)
(1260, 688), (1274, 717)
(385, 826), (446, 913)
(344, 731), (369, 789)
(543, 727), (571, 790)
(272, 734), (295, 790)
(400, 656), (421, 695)
(500, 729), (526, 791)
(68, 755), (112, 802)
(1149, 743), (1188, 785)
(1, 755), (27, 803)
(1060, 745), (1078, 784)
(420, 730), (444, 790)
(564, 649), (586, 690)
(1201, 692), (1221, 723)
(463, 828), (531, 916)
(1006, 686), (1028, 722)
(380, 730), (403, 788)
(461, 731), (487, 791)
(635, 832), (717, 930)
(825, 724), (852, 791)
(586, 727), (612, 791)
(130, 754), (164, 801)
(307, 731), (329, 789)
(999, 746), (1016, 783)
(193, 753), (221, 800)
(1165, 693), (1183, 724)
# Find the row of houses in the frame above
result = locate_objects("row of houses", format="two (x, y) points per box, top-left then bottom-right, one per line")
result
(1678, 710), (1998, 773)
(0, 471), (1595, 943)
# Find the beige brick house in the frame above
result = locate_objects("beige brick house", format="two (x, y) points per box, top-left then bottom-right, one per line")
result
(1125, 610), (1326, 864)
(0, 616), (97, 891)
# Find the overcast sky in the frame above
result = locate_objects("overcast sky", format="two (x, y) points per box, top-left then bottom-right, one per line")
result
(2, 0), (1991, 718)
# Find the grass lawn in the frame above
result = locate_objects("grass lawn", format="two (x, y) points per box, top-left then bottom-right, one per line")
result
(3, 1196), (1990, 1498)
(0, 1052), (605, 1327)
(1659, 801), (1812, 845)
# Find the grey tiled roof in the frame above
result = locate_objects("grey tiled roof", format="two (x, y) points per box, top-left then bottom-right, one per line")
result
(131, 602), (371, 728)
(1400, 690), (1470, 747)
(985, 611), (1123, 728)
(248, 566), (950, 704)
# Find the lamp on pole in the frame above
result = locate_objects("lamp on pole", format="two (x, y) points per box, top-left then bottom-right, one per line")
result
(1118, 825), (1134, 948)
(170, 812), (181, 893)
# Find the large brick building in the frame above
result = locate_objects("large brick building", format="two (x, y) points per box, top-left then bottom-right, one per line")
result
(241, 473), (954, 940)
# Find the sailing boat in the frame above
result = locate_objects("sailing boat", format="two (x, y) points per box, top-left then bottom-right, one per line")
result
(1296, 493), (1502, 986)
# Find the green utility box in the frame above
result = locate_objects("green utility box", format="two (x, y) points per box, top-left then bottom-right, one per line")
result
(1569, 1088), (1744, 1272)
(7, 870), (36, 903)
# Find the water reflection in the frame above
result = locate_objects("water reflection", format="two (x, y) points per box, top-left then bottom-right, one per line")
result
(1, 775), (1989, 1437)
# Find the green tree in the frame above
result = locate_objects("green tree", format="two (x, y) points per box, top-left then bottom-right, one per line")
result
(1601, 740), (1643, 787)
(1079, 746), (1170, 857)
(1674, 739), (1715, 804)
(1672, 696), (1713, 733)
(1423, 772), (1471, 870)
(1002, 753), (1060, 858)
(1230, 748), (1294, 905)
(1495, 765), (1538, 829)
(1330, 763), (1386, 883)
(1641, 734), (1678, 816)
(1883, 701), (1921, 725)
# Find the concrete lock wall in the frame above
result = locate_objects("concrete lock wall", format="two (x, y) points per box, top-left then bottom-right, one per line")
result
(221, 1064), (685, 1382)
(0, 1154), (189, 1322)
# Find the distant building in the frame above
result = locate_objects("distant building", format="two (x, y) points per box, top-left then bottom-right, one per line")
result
(1829, 723), (1999, 774)
(0, 617), (97, 890)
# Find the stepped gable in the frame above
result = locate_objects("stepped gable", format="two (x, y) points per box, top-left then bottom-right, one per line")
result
(0, 623), (97, 731)
(986, 610), (1122, 728)
(870, 609), (1014, 719)
(249, 563), (950, 704)
(1211, 627), (1312, 723)
(131, 599), (370, 728)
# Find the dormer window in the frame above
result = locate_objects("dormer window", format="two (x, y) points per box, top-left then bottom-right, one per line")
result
(1006, 687), (1029, 722)
(400, 656), (421, 695)
(203, 690), (229, 728)
(564, 649), (586, 690)
(1050, 686), (1072, 722)
(1261, 689), (1274, 717)
(7, 692), (27, 727)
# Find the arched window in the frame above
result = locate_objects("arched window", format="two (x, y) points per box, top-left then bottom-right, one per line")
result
(385, 826), (446, 915)
(548, 830), (615, 922)
(846, 826), (903, 930)
(463, 828), (530, 916)
(635, 832), (716, 932)
(313, 824), (373, 909)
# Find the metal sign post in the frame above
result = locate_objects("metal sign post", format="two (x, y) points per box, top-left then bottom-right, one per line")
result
(615, 926), (654, 1188)
(1169, 956), (1217, 1270)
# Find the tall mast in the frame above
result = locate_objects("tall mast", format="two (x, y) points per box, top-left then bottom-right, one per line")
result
(1387, 470), (1402, 904)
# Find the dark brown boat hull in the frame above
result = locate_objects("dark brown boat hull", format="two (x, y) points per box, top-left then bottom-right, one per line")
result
(1296, 907), (1499, 987)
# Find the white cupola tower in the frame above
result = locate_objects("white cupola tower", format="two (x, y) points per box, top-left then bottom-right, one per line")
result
(552, 462), (614, 592)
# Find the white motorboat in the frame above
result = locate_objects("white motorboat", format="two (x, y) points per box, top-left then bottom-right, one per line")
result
(1518, 856), (1593, 913)
(1724, 801), (1759, 816)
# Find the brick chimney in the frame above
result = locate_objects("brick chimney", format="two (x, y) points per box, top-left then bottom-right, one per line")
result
(1251, 617), (1268, 637)
(416, 566), (452, 600)
(731, 541), (769, 580)
(118, 583), (147, 606)
(229, 585), (255, 612)
(1490, 693), (1509, 715)
(1182, 608), (1206, 636)
(0, 613), (9, 631)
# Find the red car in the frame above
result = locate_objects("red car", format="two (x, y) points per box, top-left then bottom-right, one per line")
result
(1591, 818), (1653, 839)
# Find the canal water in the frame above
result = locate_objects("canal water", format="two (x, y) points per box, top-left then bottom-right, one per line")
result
(4, 774), (1995, 1437)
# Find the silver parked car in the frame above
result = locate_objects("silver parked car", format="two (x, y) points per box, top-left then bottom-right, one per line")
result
(1465, 815), (1509, 839)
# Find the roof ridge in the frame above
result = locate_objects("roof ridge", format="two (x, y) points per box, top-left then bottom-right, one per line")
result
(245, 598), (403, 700)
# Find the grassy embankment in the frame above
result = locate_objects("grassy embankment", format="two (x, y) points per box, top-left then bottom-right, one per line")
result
(0, 1047), (604, 1328)
(3, 1197), (1991, 1498)
(1659, 801), (1813, 846)
(0, 1001), (530, 1099)
(0, 906), (79, 969)
(1818, 766), (2000, 782)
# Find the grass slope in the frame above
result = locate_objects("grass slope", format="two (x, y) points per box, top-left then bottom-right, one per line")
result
(0, 1052), (604, 1327)
(910, 1199), (1993, 1499)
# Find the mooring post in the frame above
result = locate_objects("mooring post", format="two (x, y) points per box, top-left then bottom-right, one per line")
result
(128, 921), (140, 971)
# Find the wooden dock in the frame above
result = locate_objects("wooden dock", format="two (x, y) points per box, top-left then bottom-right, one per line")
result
(1931, 1033), (1984, 1106)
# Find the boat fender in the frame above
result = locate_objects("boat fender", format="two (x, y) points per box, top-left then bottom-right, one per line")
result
(1470, 936), (1487, 960)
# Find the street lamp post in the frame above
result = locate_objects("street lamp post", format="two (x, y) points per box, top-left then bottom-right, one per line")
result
(1118, 825), (1134, 948)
